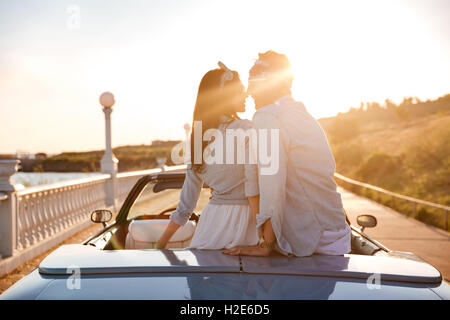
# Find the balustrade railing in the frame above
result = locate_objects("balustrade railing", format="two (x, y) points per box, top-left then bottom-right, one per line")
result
(334, 173), (450, 231)
(15, 174), (110, 251)
(0, 161), (187, 277)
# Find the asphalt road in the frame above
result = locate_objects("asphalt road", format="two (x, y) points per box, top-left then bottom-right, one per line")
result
(341, 187), (450, 282)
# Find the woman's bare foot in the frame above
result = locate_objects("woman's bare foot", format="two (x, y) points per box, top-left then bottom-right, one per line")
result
(222, 245), (272, 257)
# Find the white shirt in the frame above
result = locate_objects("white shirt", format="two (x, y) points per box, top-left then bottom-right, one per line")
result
(253, 95), (351, 256)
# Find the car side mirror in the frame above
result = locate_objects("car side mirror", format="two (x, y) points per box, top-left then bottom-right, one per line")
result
(357, 214), (377, 232)
(91, 209), (112, 227)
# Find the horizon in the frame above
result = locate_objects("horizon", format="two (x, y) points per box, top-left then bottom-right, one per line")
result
(1, 0), (450, 154)
(5, 91), (449, 157)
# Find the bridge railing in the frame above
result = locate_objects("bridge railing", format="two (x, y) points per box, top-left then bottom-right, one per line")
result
(0, 160), (185, 277)
(334, 173), (450, 231)
(15, 174), (110, 251)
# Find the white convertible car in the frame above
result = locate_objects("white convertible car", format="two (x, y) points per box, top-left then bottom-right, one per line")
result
(1, 172), (449, 300)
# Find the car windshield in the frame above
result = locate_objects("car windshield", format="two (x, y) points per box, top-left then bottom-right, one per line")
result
(107, 173), (385, 256)
(127, 181), (211, 220)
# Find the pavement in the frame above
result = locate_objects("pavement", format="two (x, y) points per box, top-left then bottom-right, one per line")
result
(340, 187), (450, 282)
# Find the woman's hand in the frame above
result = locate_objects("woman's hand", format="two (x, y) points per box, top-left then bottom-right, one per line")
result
(155, 239), (167, 249)
(222, 245), (272, 257)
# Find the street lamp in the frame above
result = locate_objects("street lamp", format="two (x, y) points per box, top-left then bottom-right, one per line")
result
(100, 92), (115, 108)
(99, 92), (118, 210)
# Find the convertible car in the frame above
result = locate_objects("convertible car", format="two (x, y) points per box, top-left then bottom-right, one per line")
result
(1, 171), (449, 300)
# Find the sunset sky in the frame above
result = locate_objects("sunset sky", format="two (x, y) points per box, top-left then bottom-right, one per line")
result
(1, 0), (449, 154)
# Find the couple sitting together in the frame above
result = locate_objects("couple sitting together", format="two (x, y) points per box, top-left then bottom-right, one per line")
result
(156, 50), (351, 257)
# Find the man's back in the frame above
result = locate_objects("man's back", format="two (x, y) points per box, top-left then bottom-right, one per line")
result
(253, 95), (348, 257)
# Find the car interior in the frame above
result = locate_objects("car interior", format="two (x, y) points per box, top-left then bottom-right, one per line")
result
(86, 176), (386, 257)
(125, 213), (196, 249)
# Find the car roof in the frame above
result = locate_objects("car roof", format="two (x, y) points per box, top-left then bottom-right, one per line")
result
(39, 245), (442, 284)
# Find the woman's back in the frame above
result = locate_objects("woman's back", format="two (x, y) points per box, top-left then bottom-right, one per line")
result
(157, 63), (260, 250)
(169, 118), (259, 227)
(197, 118), (258, 205)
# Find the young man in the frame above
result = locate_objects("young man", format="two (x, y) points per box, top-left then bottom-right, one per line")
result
(223, 51), (351, 257)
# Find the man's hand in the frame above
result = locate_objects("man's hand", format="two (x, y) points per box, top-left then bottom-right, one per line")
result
(222, 245), (272, 257)
(258, 228), (264, 239)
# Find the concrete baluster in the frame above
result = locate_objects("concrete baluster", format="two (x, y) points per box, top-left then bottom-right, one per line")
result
(0, 160), (21, 258)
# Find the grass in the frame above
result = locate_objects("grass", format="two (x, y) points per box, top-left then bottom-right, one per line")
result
(337, 180), (449, 231)
(320, 94), (450, 232)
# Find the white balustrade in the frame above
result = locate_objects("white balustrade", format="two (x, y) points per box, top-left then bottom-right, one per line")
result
(14, 175), (110, 251)
(0, 160), (21, 258)
(0, 159), (186, 277)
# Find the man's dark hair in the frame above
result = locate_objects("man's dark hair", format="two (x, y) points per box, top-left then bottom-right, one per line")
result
(249, 50), (293, 96)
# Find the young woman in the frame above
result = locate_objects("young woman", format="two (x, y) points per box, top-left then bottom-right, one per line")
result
(156, 62), (260, 250)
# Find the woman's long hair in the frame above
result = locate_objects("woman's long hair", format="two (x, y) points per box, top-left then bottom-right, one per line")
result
(190, 68), (243, 172)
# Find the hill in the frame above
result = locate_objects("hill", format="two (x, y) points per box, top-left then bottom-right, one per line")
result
(24, 141), (181, 173)
(319, 94), (450, 230)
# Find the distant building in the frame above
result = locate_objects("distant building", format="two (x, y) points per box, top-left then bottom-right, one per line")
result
(14, 151), (34, 159)
(151, 140), (164, 146)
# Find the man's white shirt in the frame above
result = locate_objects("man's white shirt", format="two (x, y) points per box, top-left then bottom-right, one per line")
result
(253, 95), (351, 257)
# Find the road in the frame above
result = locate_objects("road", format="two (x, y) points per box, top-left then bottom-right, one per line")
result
(340, 187), (450, 282)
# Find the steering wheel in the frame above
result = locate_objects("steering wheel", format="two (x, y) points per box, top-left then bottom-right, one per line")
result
(135, 207), (199, 223)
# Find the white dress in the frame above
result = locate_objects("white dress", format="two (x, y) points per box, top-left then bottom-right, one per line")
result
(187, 203), (259, 250)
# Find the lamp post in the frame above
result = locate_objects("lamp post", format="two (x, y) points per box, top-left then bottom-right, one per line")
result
(99, 92), (118, 211)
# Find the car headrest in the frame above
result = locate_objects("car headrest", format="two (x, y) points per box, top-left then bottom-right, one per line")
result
(128, 219), (196, 243)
